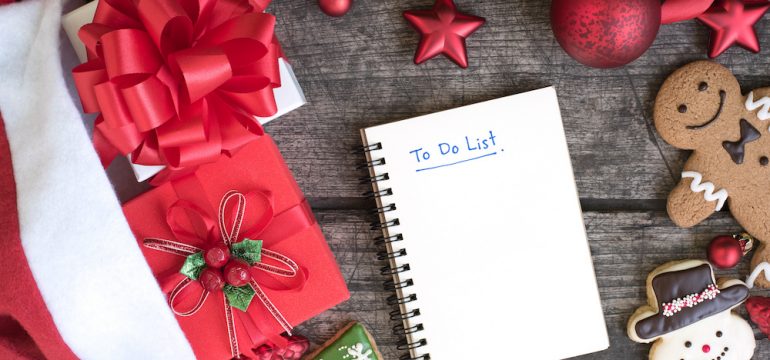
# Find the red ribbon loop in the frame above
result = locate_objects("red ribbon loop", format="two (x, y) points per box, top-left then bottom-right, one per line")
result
(661, 0), (715, 24)
(169, 278), (210, 316)
(73, 0), (281, 176)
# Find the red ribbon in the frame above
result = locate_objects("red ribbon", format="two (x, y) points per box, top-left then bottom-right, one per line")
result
(661, 0), (715, 24)
(73, 0), (282, 176)
(143, 184), (315, 358)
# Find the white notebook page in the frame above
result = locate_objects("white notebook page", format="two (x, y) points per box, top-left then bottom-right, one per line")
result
(361, 87), (608, 359)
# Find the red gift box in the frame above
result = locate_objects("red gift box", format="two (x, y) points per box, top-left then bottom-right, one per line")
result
(122, 135), (349, 360)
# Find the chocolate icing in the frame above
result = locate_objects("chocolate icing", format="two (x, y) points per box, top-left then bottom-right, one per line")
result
(634, 264), (749, 340)
(722, 119), (761, 164)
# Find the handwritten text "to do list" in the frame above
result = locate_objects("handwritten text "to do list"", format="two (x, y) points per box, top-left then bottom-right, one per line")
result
(409, 130), (501, 172)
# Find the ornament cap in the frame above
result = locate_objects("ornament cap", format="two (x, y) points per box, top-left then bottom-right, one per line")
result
(735, 232), (755, 254)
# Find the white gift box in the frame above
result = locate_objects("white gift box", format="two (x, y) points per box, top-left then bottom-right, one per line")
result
(62, 1), (306, 182)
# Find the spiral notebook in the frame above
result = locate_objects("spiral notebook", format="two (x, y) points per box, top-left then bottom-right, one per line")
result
(359, 87), (609, 359)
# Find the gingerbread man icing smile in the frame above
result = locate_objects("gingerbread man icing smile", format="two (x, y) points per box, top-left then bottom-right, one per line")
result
(654, 61), (770, 288)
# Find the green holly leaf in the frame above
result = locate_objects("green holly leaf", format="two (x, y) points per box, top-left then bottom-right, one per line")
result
(223, 284), (256, 311)
(180, 252), (206, 280)
(231, 239), (263, 265)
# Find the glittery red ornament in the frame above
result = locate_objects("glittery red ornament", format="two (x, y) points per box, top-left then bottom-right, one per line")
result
(204, 244), (231, 268)
(224, 259), (252, 287)
(746, 296), (770, 339)
(697, 0), (770, 58)
(199, 268), (225, 292)
(253, 335), (310, 360)
(319, 0), (352, 17)
(403, 0), (486, 69)
(551, 0), (661, 68)
(707, 233), (754, 269)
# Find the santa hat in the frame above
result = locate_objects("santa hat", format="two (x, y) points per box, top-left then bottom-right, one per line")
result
(0, 0), (196, 358)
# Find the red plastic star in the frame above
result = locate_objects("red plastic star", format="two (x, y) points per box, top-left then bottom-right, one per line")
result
(403, 0), (485, 68)
(698, 0), (770, 58)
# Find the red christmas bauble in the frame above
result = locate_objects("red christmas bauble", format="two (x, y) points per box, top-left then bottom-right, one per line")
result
(204, 244), (231, 268)
(224, 259), (252, 287)
(319, 0), (352, 17)
(199, 268), (225, 292)
(551, 0), (661, 68)
(707, 235), (745, 269)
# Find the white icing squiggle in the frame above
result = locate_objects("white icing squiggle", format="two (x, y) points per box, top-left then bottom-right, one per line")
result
(745, 91), (770, 121)
(746, 261), (770, 289)
(682, 171), (728, 211)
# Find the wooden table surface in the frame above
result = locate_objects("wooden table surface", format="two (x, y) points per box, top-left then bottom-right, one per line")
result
(71, 0), (770, 359)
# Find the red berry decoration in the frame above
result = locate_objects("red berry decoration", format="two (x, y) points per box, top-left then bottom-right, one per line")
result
(224, 259), (252, 287)
(551, 0), (661, 68)
(746, 296), (770, 339)
(707, 233), (754, 269)
(199, 268), (225, 292)
(204, 244), (231, 268)
(319, 0), (352, 17)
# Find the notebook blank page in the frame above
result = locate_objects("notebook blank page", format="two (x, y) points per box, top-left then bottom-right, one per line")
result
(363, 87), (608, 359)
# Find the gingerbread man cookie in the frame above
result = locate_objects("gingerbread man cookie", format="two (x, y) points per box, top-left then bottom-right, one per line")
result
(628, 260), (755, 360)
(654, 60), (770, 287)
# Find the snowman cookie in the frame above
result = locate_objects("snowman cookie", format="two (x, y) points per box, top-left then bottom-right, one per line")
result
(628, 260), (754, 360)
(653, 60), (770, 287)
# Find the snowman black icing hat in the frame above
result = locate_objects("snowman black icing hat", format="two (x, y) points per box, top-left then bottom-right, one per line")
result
(631, 261), (749, 341)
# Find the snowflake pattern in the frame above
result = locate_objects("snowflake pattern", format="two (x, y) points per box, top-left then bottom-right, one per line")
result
(319, 342), (373, 360)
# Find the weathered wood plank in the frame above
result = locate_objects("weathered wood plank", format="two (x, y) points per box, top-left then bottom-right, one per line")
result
(302, 209), (770, 359)
(263, 0), (770, 204)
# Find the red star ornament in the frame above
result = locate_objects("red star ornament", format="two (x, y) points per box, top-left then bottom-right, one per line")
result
(403, 0), (485, 68)
(698, 0), (770, 58)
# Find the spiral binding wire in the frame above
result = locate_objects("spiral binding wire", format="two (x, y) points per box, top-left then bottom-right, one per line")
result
(356, 142), (430, 360)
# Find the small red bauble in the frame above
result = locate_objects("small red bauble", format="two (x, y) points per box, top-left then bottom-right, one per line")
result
(224, 259), (252, 287)
(707, 233), (754, 269)
(199, 268), (225, 292)
(551, 0), (661, 68)
(204, 244), (231, 268)
(319, 0), (352, 17)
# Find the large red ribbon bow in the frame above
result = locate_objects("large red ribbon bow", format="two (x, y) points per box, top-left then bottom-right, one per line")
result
(144, 189), (309, 358)
(73, 0), (281, 174)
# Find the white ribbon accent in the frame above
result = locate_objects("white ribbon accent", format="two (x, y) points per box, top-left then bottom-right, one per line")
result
(746, 261), (770, 289)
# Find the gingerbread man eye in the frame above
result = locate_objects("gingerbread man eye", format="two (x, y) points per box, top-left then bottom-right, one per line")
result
(685, 341), (692, 348)
(678, 104), (688, 113)
(699, 82), (709, 91)
(760, 156), (768, 166)
(716, 330), (723, 337)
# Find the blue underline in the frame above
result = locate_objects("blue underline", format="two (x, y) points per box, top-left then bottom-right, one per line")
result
(415, 152), (498, 172)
